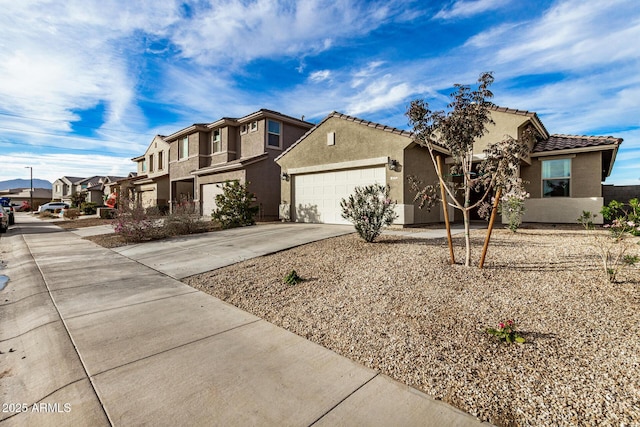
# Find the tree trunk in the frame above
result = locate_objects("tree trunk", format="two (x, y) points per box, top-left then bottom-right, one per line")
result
(463, 208), (471, 266)
(479, 187), (502, 269)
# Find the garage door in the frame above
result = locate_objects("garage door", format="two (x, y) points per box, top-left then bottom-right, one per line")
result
(293, 167), (386, 224)
(201, 183), (225, 217)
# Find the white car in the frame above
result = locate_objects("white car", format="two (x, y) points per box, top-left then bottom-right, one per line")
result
(38, 202), (70, 213)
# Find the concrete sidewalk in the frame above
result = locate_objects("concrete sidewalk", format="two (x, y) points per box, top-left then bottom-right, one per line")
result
(1, 215), (489, 426)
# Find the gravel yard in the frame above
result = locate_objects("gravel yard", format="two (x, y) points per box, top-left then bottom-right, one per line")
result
(184, 227), (640, 426)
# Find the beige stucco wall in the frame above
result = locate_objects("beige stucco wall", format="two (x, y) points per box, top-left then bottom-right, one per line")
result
(402, 145), (442, 223)
(521, 151), (603, 199)
(522, 197), (604, 224)
(136, 135), (170, 178)
(474, 111), (530, 155)
(169, 132), (201, 180)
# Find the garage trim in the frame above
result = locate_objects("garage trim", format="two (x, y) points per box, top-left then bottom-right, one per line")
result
(287, 156), (389, 175)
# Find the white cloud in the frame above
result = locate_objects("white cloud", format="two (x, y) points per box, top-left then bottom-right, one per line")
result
(309, 70), (331, 82)
(435, 0), (510, 20)
(1, 152), (136, 184)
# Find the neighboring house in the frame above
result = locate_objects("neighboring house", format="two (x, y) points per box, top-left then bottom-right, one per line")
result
(164, 109), (313, 219)
(52, 176), (86, 202)
(52, 175), (129, 205)
(131, 135), (170, 210)
(0, 188), (52, 210)
(275, 107), (621, 225)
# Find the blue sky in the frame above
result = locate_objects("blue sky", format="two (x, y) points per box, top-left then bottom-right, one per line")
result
(0, 0), (638, 184)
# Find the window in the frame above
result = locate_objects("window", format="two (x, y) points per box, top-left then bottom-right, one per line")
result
(250, 121), (258, 132)
(267, 120), (281, 148)
(542, 158), (570, 197)
(149, 154), (154, 172)
(141, 158), (147, 172)
(212, 129), (222, 153)
(240, 124), (248, 134)
(55, 184), (60, 193)
(179, 136), (189, 160)
(158, 151), (164, 170)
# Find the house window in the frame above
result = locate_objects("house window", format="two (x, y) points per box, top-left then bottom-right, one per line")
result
(240, 124), (248, 134)
(158, 151), (164, 170)
(542, 158), (570, 197)
(179, 136), (189, 160)
(55, 184), (60, 193)
(212, 129), (222, 153)
(149, 154), (154, 172)
(141, 158), (147, 172)
(267, 120), (281, 148)
(250, 121), (258, 132)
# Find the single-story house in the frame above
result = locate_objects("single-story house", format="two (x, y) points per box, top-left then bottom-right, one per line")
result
(0, 187), (52, 210)
(275, 107), (621, 225)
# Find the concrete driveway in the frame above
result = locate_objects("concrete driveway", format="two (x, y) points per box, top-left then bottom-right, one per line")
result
(111, 223), (354, 279)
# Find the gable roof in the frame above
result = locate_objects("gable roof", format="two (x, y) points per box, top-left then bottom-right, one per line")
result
(275, 111), (414, 162)
(532, 134), (622, 153)
(56, 176), (86, 185)
(488, 105), (549, 138)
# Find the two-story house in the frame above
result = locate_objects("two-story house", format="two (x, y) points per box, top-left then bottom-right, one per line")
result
(52, 176), (86, 203)
(131, 135), (170, 210)
(165, 109), (313, 220)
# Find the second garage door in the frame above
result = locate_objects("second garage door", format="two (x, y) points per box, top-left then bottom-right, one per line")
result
(293, 167), (386, 224)
(201, 183), (225, 217)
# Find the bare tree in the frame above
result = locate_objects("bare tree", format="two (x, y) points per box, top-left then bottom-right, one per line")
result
(407, 72), (530, 266)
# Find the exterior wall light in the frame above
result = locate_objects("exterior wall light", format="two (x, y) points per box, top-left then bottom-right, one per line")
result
(388, 158), (399, 171)
(281, 172), (289, 181)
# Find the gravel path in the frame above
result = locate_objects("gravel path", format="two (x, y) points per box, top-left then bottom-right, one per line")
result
(184, 227), (640, 426)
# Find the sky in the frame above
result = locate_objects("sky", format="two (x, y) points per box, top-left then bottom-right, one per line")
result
(0, 0), (638, 185)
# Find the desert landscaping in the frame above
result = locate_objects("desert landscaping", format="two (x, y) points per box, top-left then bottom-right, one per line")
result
(183, 226), (640, 426)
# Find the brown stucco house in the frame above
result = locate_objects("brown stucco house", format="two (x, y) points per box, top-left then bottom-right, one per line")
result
(131, 135), (170, 210)
(275, 107), (621, 225)
(52, 175), (127, 205)
(164, 109), (313, 219)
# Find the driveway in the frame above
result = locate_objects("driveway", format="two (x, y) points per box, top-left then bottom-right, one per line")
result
(111, 223), (354, 279)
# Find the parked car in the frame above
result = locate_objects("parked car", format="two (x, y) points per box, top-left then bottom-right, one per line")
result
(0, 206), (9, 233)
(0, 197), (15, 225)
(37, 202), (70, 213)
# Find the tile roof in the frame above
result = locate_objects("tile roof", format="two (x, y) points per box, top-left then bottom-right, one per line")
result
(489, 105), (549, 137)
(533, 134), (622, 153)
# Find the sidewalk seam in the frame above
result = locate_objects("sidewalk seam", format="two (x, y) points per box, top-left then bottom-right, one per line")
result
(23, 233), (114, 427)
(91, 319), (262, 377)
(307, 372), (379, 427)
(0, 319), (60, 343)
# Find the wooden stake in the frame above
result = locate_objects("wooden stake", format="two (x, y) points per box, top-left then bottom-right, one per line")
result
(479, 187), (502, 269)
(437, 155), (455, 265)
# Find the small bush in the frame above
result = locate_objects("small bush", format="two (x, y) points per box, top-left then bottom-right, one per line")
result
(340, 184), (397, 243)
(81, 202), (97, 215)
(487, 319), (525, 344)
(39, 211), (56, 218)
(113, 196), (162, 243)
(63, 208), (80, 220)
(577, 211), (596, 230)
(283, 269), (302, 285)
(211, 181), (259, 229)
(163, 203), (208, 235)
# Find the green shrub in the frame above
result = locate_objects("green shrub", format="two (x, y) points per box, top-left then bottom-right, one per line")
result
(283, 269), (302, 285)
(211, 181), (259, 229)
(81, 202), (97, 215)
(340, 184), (397, 242)
(487, 319), (525, 344)
(577, 210), (596, 230)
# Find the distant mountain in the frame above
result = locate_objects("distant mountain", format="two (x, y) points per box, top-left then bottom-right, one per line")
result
(0, 179), (52, 190)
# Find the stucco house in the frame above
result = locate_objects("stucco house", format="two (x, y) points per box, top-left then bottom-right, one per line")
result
(164, 109), (313, 219)
(52, 175), (128, 205)
(275, 107), (621, 225)
(52, 176), (86, 202)
(131, 135), (170, 210)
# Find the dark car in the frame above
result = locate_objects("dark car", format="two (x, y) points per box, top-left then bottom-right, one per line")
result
(0, 197), (15, 225)
(0, 206), (9, 233)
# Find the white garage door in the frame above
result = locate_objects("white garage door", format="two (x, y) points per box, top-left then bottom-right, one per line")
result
(293, 167), (386, 224)
(201, 183), (225, 217)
